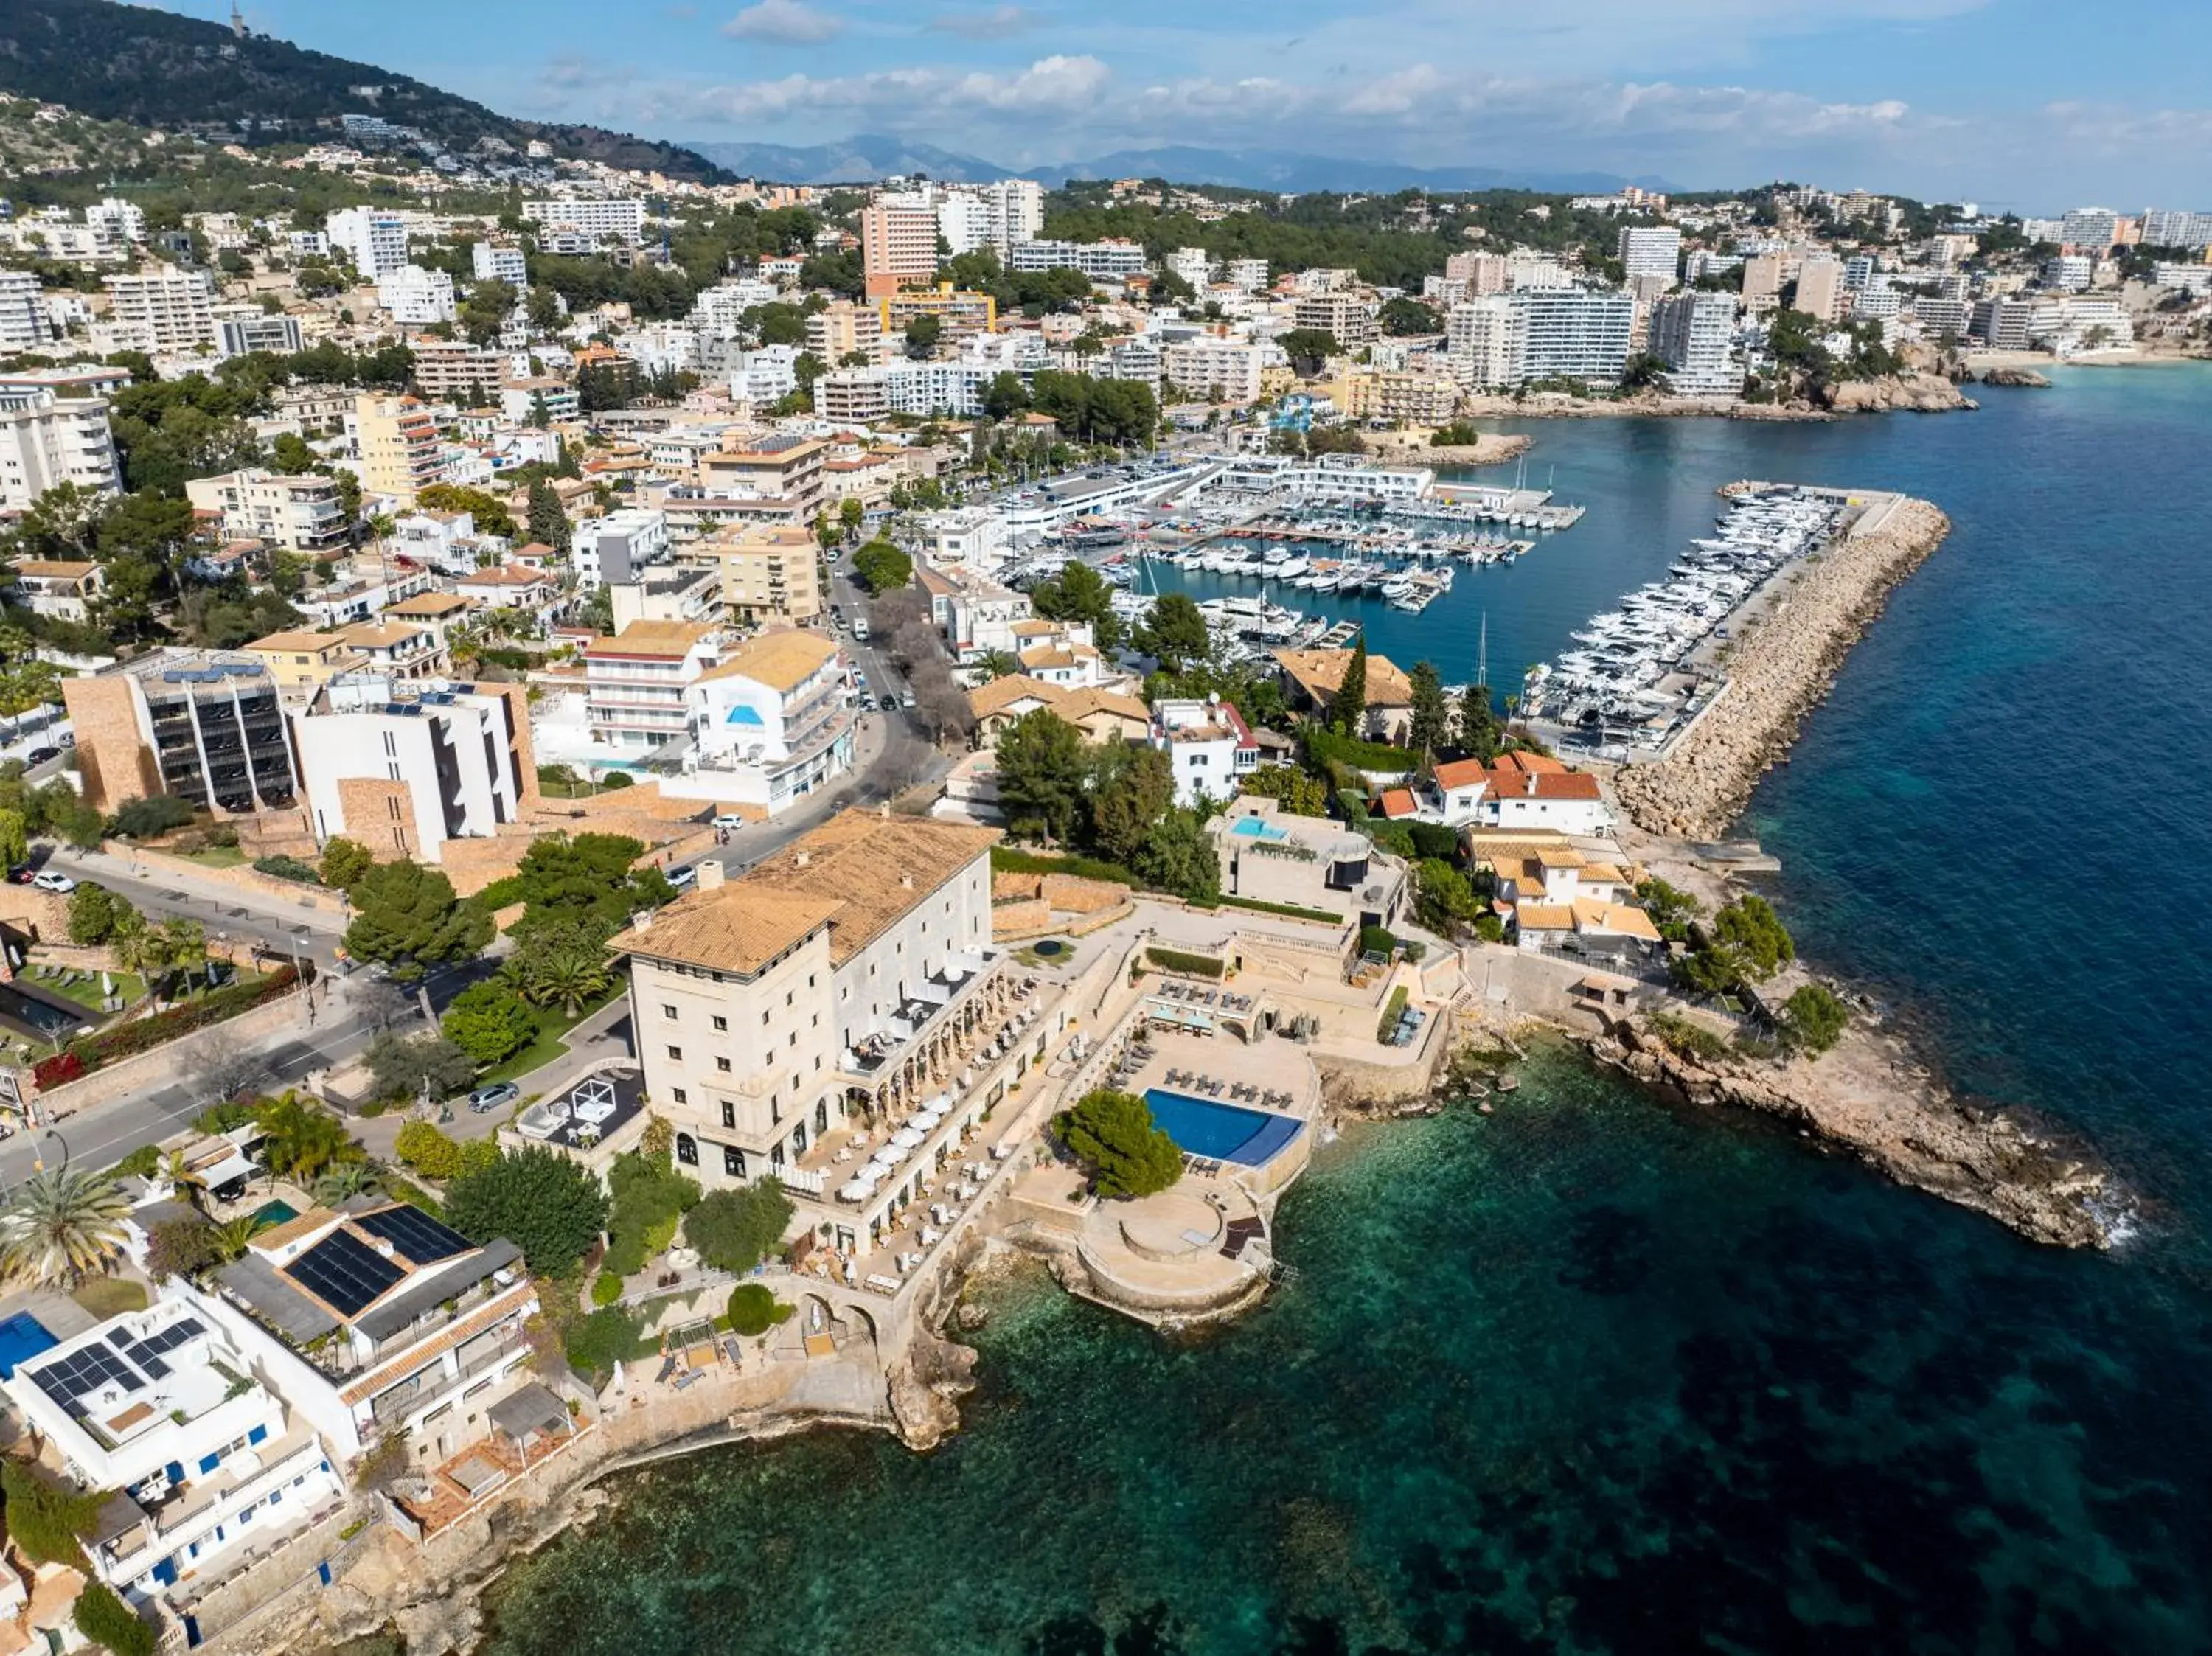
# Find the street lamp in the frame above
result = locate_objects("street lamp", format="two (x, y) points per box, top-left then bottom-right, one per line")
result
(32, 1127), (68, 1175)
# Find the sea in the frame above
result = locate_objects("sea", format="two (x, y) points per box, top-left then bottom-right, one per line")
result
(477, 366), (2212, 1656)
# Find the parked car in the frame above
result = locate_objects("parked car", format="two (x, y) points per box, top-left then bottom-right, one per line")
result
(24, 747), (60, 766)
(31, 870), (77, 894)
(468, 1082), (521, 1115)
(711, 813), (747, 829)
(665, 863), (699, 891)
(5, 865), (30, 885)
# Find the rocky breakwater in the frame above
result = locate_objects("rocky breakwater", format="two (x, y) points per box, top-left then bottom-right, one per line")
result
(1597, 1015), (2117, 1248)
(1612, 495), (1951, 839)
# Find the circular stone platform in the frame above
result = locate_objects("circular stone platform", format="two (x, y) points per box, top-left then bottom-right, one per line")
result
(1118, 1190), (1226, 1261)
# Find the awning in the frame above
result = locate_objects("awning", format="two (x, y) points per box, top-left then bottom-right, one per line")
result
(487, 1382), (570, 1444)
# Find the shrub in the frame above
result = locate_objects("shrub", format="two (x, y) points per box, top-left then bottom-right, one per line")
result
(1377, 984), (1410, 1043)
(394, 1121), (464, 1180)
(987, 844), (1135, 888)
(1779, 983), (1851, 1057)
(106, 794), (196, 839)
(1057, 1088), (1182, 1200)
(0, 1461), (102, 1569)
(445, 1147), (611, 1275)
(1302, 726), (1417, 775)
(319, 837), (375, 891)
(49, 966), (299, 1080)
(1358, 925), (1397, 959)
(563, 1306), (649, 1380)
(473, 874), (528, 911)
(1144, 946), (1223, 978)
(684, 1182), (794, 1274)
(145, 1217), (220, 1283)
(1215, 894), (1342, 923)
(1647, 1011), (1730, 1062)
(110, 1144), (162, 1180)
(74, 1580), (154, 1656)
(440, 981), (537, 1067)
(591, 1271), (625, 1307)
(726, 1283), (792, 1337)
(1405, 821), (1460, 862)
(253, 854), (323, 885)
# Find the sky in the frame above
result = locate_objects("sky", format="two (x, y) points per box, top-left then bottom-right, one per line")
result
(164, 0), (2211, 206)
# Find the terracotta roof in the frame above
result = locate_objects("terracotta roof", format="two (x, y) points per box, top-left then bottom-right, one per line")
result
(11, 560), (98, 579)
(584, 620), (714, 659)
(696, 628), (838, 692)
(387, 593), (472, 615)
(1377, 787), (1419, 819)
(609, 886), (841, 976)
(459, 564), (552, 587)
(741, 810), (1000, 965)
(1430, 757), (1492, 790)
(1019, 646), (1077, 671)
(1270, 646), (1413, 707)
(968, 674), (1060, 718)
(1059, 687), (1150, 724)
(336, 622), (431, 650)
(1486, 762), (1601, 801)
(248, 629), (350, 654)
(1570, 898), (1660, 941)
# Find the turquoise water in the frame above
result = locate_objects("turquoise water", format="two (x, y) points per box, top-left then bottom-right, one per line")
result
(253, 1199), (300, 1227)
(480, 367), (2212, 1655)
(1143, 1087), (1301, 1164)
(0, 1310), (57, 1379)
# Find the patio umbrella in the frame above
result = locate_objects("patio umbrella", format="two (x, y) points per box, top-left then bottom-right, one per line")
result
(838, 1179), (875, 1202)
(890, 1127), (927, 1149)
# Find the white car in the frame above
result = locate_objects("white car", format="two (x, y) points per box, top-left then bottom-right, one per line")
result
(711, 813), (748, 829)
(30, 870), (75, 894)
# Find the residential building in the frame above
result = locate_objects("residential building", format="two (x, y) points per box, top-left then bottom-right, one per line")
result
(1161, 337), (1267, 404)
(297, 672), (532, 859)
(1794, 255), (1846, 323)
(244, 629), (369, 697)
(805, 299), (885, 367)
(1208, 796), (1405, 929)
(1, 1293), (344, 1604)
(1292, 293), (1378, 347)
(584, 619), (724, 754)
(699, 435), (829, 518)
(2041, 254), (2094, 292)
(815, 368), (890, 423)
(1446, 296), (1527, 390)
(1914, 296), (1972, 342)
(1972, 296), (2037, 350)
(330, 619), (445, 680)
(411, 340), (505, 403)
(2141, 210), (2212, 249)
(185, 467), (349, 554)
(1152, 697), (1261, 806)
(61, 650), (301, 815)
(104, 268), (218, 353)
(0, 270), (46, 352)
(966, 675), (1149, 746)
(499, 378), (579, 425)
(1008, 239), (1147, 280)
(673, 627), (855, 815)
(2059, 206), (2121, 251)
(1740, 251), (1787, 312)
(880, 361), (992, 417)
(1616, 226), (1683, 286)
(522, 197), (646, 245)
(1511, 288), (1634, 385)
(878, 285), (998, 340)
(1225, 257), (1271, 292)
(7, 558), (105, 620)
(215, 310), (305, 358)
(352, 394), (442, 505)
(704, 523), (824, 625)
(1272, 645), (1414, 740)
(1646, 291), (1742, 397)
(572, 508), (672, 591)
(935, 179), (1044, 259)
(325, 206), (409, 278)
(923, 507), (1010, 571)
(471, 240), (529, 285)
(0, 382), (122, 511)
(1467, 833), (1653, 957)
(605, 810), (1001, 1250)
(1467, 751), (1612, 835)
(1329, 366), (1461, 424)
(1166, 246), (1211, 289)
(860, 204), (938, 297)
(1444, 251), (1509, 293)
(455, 562), (560, 614)
(378, 265), (457, 326)
(2023, 294), (2135, 355)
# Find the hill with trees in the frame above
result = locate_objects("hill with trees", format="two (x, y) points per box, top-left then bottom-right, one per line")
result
(0, 0), (728, 181)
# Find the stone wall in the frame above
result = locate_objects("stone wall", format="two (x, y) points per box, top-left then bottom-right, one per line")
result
(34, 981), (315, 1119)
(122, 846), (349, 918)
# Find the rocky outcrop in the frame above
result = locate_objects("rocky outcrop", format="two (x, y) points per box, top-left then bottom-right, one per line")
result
(1611, 497), (1950, 839)
(888, 1322), (980, 1451)
(1361, 431), (1531, 466)
(1602, 1018), (2116, 1248)
(1818, 372), (1977, 413)
(1967, 365), (2053, 387)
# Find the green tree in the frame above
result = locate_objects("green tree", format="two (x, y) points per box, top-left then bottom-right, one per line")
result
(1621, 352), (1674, 392)
(1276, 327), (1340, 372)
(0, 807), (25, 872)
(344, 859), (493, 982)
(1086, 742), (1174, 866)
(1135, 591), (1210, 674)
(1455, 685), (1502, 762)
(1029, 559), (1125, 652)
(726, 1282), (793, 1337)
(903, 313), (942, 358)
(512, 831), (670, 930)
(1406, 660), (1450, 757)
(253, 1095), (360, 1182)
(995, 708), (1089, 846)
(849, 539), (913, 594)
(445, 1147), (611, 1275)
(507, 925), (613, 1018)
(1411, 857), (1483, 937)
(65, 883), (125, 945)
(1779, 983), (1851, 1057)
(0, 1461), (106, 1569)
(980, 371), (1031, 420)
(415, 484), (520, 541)
(105, 793), (195, 839)
(1711, 894), (1795, 979)
(1239, 764), (1329, 815)
(459, 277), (517, 346)
(319, 835), (375, 891)
(144, 1216), (220, 1284)
(394, 1120), (465, 1180)
(683, 1181), (795, 1273)
(74, 1581), (155, 1656)
(364, 1031), (478, 1104)
(441, 981), (538, 1067)
(837, 496), (864, 541)
(526, 476), (572, 552)
(1057, 1088), (1183, 1199)
(1334, 636), (1369, 736)
(1377, 296), (1441, 335)
(1132, 808), (1220, 904)
(0, 1168), (131, 1287)
(1634, 877), (1700, 943)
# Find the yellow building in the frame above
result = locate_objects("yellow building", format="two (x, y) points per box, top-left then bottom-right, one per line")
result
(877, 284), (998, 340)
(244, 629), (368, 697)
(703, 525), (824, 625)
(352, 394), (442, 506)
(1326, 367), (1463, 425)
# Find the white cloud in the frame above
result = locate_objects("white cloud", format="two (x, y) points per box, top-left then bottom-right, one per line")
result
(927, 4), (1034, 38)
(721, 0), (844, 44)
(677, 53), (1109, 124)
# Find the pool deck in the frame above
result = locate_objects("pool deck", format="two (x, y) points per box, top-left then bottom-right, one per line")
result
(1116, 1027), (1320, 1154)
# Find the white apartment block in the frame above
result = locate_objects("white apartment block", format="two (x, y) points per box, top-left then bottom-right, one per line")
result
(0, 270), (49, 352)
(1646, 291), (1742, 397)
(731, 344), (801, 406)
(2023, 295), (2135, 355)
(1162, 337), (1267, 404)
(522, 198), (647, 245)
(325, 206), (410, 279)
(821, 361), (995, 419)
(215, 310), (305, 358)
(1165, 247), (1211, 290)
(1616, 226), (1683, 287)
(1008, 239), (1147, 280)
(678, 628), (855, 815)
(692, 279), (784, 337)
(0, 383), (123, 512)
(2059, 207), (2120, 250)
(2041, 255), (2093, 292)
(103, 268), (218, 353)
(1512, 289), (1634, 385)
(1447, 296), (1526, 389)
(471, 240), (529, 286)
(299, 673), (531, 859)
(573, 508), (672, 590)
(2152, 263), (2212, 295)
(585, 619), (724, 752)
(378, 265), (457, 326)
(1225, 257), (1272, 292)
(185, 467), (350, 554)
(1292, 292), (1378, 347)
(2141, 210), (2212, 249)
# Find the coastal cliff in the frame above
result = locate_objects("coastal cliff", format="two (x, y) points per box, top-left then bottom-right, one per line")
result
(1595, 1016), (2115, 1248)
(1817, 372), (1976, 413)
(1611, 496), (1951, 839)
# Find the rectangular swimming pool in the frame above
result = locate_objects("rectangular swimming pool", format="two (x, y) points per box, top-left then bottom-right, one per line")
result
(1144, 1088), (1304, 1167)
(0, 1310), (58, 1379)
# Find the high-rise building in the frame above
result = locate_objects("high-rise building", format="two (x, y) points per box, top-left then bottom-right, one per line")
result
(471, 240), (529, 286)
(214, 310), (305, 358)
(2059, 206), (2121, 251)
(1291, 293), (1378, 348)
(1792, 255), (1846, 323)
(2141, 209), (2212, 249)
(1509, 289), (1634, 384)
(1646, 291), (1741, 397)
(325, 206), (409, 279)
(102, 268), (218, 353)
(805, 299), (885, 367)
(521, 198), (646, 245)
(1007, 240), (1148, 280)
(351, 394), (442, 505)
(0, 383), (122, 512)
(0, 271), (48, 353)
(1445, 296), (1526, 389)
(1616, 226), (1683, 287)
(1740, 251), (1787, 311)
(1444, 251), (1509, 293)
(377, 265), (457, 326)
(860, 205), (939, 299)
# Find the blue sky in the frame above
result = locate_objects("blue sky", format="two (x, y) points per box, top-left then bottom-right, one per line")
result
(170, 0), (2210, 205)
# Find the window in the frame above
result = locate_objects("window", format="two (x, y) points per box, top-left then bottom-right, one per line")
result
(667, 1045), (682, 1060)
(712, 1015), (728, 1032)
(721, 1099), (735, 1129)
(672, 1088), (687, 1104)
(662, 1004), (678, 1020)
(716, 1056), (732, 1072)
(723, 1144), (745, 1177)
(762, 1010), (771, 1026)
(676, 1133), (698, 1166)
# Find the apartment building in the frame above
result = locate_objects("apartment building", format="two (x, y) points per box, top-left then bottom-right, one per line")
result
(2142, 209), (2212, 249)
(1329, 366), (1461, 424)
(1444, 251), (1509, 293)
(2, 1294), (344, 1605)
(352, 394), (442, 504)
(1008, 239), (1147, 280)
(860, 204), (939, 298)
(471, 240), (529, 285)
(185, 467), (349, 554)
(61, 650), (301, 815)
(572, 508), (672, 591)
(806, 299), (885, 366)
(1793, 254), (1846, 323)
(699, 435), (829, 518)
(104, 268), (218, 353)
(522, 197), (646, 245)
(607, 810), (999, 1243)
(326, 206), (410, 278)
(934, 179), (1045, 258)
(1646, 291), (1742, 397)
(1512, 288), (1635, 384)
(1740, 251), (1787, 312)
(378, 265), (457, 326)
(297, 672), (532, 859)
(584, 619), (724, 754)
(0, 381), (122, 511)
(1616, 226), (1683, 287)
(409, 341), (505, 405)
(0, 270), (49, 352)
(1151, 697), (1261, 807)
(703, 523), (824, 624)
(2059, 206), (2121, 251)
(1446, 296), (1526, 389)
(215, 310), (305, 358)
(815, 368), (891, 423)
(1161, 337), (1267, 404)
(1291, 292), (1378, 347)
(678, 628), (855, 814)
(877, 284), (998, 340)
(1165, 247), (1211, 290)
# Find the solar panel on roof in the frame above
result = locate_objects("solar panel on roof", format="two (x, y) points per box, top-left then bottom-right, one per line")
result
(30, 1344), (142, 1408)
(285, 1227), (406, 1317)
(354, 1205), (472, 1264)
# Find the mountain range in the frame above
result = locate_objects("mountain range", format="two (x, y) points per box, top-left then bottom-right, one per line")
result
(686, 135), (1677, 195)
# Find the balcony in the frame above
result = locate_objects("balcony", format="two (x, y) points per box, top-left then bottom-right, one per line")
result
(838, 950), (998, 1079)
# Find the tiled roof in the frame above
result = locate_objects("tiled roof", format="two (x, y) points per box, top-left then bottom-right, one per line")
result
(1270, 647), (1413, 706)
(609, 886), (841, 976)
(697, 628), (838, 692)
(584, 620), (714, 658)
(740, 810), (999, 965)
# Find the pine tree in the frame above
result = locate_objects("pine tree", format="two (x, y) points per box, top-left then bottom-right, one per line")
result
(526, 476), (571, 552)
(1407, 660), (1450, 758)
(1334, 637), (1368, 737)
(1456, 683), (1502, 762)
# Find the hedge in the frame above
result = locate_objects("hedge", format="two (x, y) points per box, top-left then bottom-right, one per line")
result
(1146, 946), (1224, 978)
(1304, 727), (1418, 775)
(41, 966), (302, 1085)
(989, 845), (1136, 888)
(252, 854), (323, 886)
(1217, 893), (1343, 924)
(1377, 984), (1410, 1043)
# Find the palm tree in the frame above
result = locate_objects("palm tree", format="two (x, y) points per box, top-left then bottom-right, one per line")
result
(160, 1149), (209, 1213)
(512, 941), (611, 1020)
(0, 1169), (131, 1288)
(312, 1162), (381, 1206)
(209, 1212), (271, 1264)
(256, 1095), (356, 1183)
(154, 918), (208, 998)
(975, 649), (1022, 681)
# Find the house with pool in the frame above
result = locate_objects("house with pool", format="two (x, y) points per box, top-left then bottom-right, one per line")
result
(1209, 796), (1408, 930)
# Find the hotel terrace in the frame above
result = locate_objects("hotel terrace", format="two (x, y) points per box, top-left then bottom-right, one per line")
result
(608, 809), (1051, 1256)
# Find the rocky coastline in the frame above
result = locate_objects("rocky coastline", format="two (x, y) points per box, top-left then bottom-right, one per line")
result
(1360, 430), (1531, 466)
(1450, 372), (1975, 422)
(1610, 495), (1952, 839)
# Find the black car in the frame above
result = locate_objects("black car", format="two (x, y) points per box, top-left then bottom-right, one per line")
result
(25, 747), (60, 765)
(4, 865), (31, 885)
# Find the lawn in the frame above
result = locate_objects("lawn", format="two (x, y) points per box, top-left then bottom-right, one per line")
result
(174, 845), (247, 868)
(74, 1278), (149, 1318)
(28, 968), (147, 1017)
(476, 982), (626, 1085)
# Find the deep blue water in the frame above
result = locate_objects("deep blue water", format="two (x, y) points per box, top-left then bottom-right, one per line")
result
(1144, 1087), (1301, 1164)
(480, 367), (2212, 1656)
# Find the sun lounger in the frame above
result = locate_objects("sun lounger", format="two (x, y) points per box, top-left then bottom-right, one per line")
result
(655, 1355), (678, 1383)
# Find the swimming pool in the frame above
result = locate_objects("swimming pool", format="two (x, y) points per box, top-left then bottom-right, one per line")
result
(1144, 1088), (1304, 1167)
(0, 1310), (58, 1379)
(253, 1200), (299, 1227)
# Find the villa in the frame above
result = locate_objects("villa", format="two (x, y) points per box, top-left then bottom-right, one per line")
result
(1270, 646), (1416, 742)
(1209, 796), (1408, 929)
